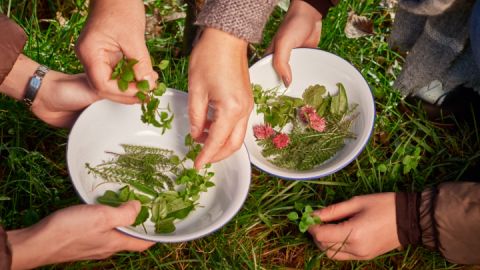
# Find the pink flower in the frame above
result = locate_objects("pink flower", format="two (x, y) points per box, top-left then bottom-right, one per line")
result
(272, 133), (290, 149)
(299, 105), (316, 123)
(253, 124), (275, 140)
(309, 113), (327, 132)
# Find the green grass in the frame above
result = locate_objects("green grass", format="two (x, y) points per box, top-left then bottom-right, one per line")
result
(1, 0), (480, 269)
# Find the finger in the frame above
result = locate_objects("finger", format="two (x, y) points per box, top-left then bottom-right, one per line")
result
(110, 231), (155, 252)
(208, 114), (248, 163)
(121, 41), (158, 90)
(79, 49), (139, 99)
(193, 111), (237, 169)
(313, 197), (362, 223)
(105, 200), (142, 228)
(308, 223), (353, 243)
(188, 88), (209, 139)
(325, 249), (363, 261)
(271, 39), (294, 87)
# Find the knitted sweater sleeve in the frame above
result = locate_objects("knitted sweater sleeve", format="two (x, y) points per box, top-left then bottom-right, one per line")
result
(396, 182), (480, 265)
(196, 0), (279, 43)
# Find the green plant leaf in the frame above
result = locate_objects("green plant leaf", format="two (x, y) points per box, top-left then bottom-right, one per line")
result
(133, 206), (150, 226)
(117, 79), (129, 92)
(136, 80), (150, 92)
(287, 211), (299, 221)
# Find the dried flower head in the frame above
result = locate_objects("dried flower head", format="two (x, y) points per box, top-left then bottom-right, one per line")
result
(253, 124), (275, 140)
(272, 133), (290, 149)
(309, 113), (327, 132)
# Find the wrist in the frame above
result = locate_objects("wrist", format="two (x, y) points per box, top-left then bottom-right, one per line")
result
(200, 28), (248, 55)
(0, 54), (39, 101)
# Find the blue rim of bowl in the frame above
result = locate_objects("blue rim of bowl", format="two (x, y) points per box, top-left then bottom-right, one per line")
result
(66, 88), (252, 243)
(248, 47), (376, 181)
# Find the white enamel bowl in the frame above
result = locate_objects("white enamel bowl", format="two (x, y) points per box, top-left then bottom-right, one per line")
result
(246, 48), (375, 180)
(67, 89), (251, 242)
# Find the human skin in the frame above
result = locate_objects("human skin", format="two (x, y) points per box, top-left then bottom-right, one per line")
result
(75, 0), (158, 104)
(266, 0), (323, 87)
(0, 54), (99, 128)
(308, 193), (401, 260)
(7, 201), (154, 270)
(188, 27), (252, 169)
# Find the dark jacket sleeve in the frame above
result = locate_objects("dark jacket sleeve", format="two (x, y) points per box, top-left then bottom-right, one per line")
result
(0, 226), (12, 270)
(302, 0), (338, 17)
(0, 14), (27, 86)
(396, 182), (480, 265)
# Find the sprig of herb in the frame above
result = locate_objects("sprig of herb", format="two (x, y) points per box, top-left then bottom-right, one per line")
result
(287, 202), (322, 233)
(85, 134), (215, 234)
(252, 83), (357, 170)
(111, 58), (173, 133)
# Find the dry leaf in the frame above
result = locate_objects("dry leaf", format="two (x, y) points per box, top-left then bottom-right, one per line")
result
(344, 11), (374, 39)
(56, 11), (67, 27)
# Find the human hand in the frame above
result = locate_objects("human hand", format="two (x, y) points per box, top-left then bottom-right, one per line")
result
(32, 72), (99, 128)
(188, 28), (252, 169)
(308, 193), (400, 260)
(8, 201), (154, 270)
(266, 0), (323, 86)
(75, 0), (157, 103)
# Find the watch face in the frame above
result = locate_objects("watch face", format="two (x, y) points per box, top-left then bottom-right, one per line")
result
(29, 77), (41, 89)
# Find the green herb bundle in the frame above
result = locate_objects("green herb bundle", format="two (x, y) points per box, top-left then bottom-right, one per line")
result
(85, 134), (215, 234)
(252, 83), (357, 170)
(112, 58), (173, 133)
(287, 202), (322, 233)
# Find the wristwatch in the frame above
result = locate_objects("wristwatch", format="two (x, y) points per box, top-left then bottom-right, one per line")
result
(24, 65), (49, 107)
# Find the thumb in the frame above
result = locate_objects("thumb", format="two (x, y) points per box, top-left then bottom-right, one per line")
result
(107, 200), (142, 228)
(121, 42), (158, 90)
(271, 40), (294, 87)
(314, 197), (362, 223)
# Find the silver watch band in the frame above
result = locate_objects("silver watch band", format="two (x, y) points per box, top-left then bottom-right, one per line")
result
(24, 65), (49, 107)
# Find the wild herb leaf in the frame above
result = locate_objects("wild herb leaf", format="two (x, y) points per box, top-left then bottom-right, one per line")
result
(253, 83), (357, 170)
(87, 135), (216, 234)
(112, 57), (173, 134)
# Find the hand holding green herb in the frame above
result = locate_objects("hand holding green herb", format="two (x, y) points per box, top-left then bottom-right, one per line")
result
(112, 58), (173, 133)
(86, 134), (215, 234)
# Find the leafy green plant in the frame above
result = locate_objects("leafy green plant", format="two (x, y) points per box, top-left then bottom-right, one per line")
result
(252, 83), (357, 170)
(111, 58), (173, 133)
(287, 202), (322, 233)
(86, 134), (215, 233)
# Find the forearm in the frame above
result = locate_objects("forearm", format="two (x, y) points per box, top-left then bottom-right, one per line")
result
(7, 226), (53, 270)
(0, 54), (39, 101)
(196, 0), (278, 43)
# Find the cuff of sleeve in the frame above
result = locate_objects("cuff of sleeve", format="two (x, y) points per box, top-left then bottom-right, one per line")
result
(302, 0), (334, 17)
(0, 227), (12, 270)
(395, 191), (422, 247)
(0, 14), (27, 86)
(196, 0), (278, 43)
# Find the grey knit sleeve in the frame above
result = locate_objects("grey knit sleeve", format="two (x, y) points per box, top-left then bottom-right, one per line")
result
(196, 0), (279, 43)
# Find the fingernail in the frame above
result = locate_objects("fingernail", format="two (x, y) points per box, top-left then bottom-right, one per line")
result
(282, 76), (291, 87)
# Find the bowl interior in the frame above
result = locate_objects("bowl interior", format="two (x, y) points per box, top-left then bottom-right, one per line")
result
(246, 48), (375, 179)
(67, 89), (251, 242)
